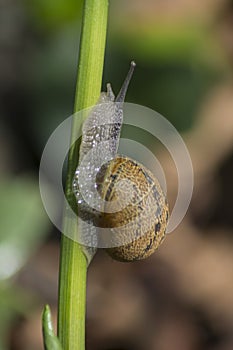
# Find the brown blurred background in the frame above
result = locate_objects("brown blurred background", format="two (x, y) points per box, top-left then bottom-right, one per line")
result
(1, 0), (233, 349)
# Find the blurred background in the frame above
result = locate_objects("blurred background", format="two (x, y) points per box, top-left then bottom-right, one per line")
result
(1, 0), (233, 349)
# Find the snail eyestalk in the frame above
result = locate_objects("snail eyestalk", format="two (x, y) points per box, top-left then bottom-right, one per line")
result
(116, 61), (136, 103)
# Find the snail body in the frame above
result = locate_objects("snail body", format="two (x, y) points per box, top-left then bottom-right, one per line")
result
(73, 62), (169, 262)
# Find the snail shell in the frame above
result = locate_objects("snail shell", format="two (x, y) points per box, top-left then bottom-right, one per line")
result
(96, 156), (169, 261)
(73, 61), (169, 263)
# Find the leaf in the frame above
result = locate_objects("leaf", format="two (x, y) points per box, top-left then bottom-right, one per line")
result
(42, 305), (63, 350)
(0, 176), (51, 280)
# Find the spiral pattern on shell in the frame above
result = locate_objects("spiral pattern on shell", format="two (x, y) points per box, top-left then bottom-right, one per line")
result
(96, 156), (169, 261)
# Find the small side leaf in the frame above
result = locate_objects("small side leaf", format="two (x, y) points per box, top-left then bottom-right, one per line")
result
(42, 305), (63, 350)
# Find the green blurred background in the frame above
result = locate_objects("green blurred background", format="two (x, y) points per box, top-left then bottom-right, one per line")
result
(1, 0), (233, 349)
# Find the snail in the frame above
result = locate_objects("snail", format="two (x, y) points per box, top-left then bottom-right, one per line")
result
(73, 61), (169, 263)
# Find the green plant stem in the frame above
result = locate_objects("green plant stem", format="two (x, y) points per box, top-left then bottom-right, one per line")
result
(57, 1), (109, 349)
